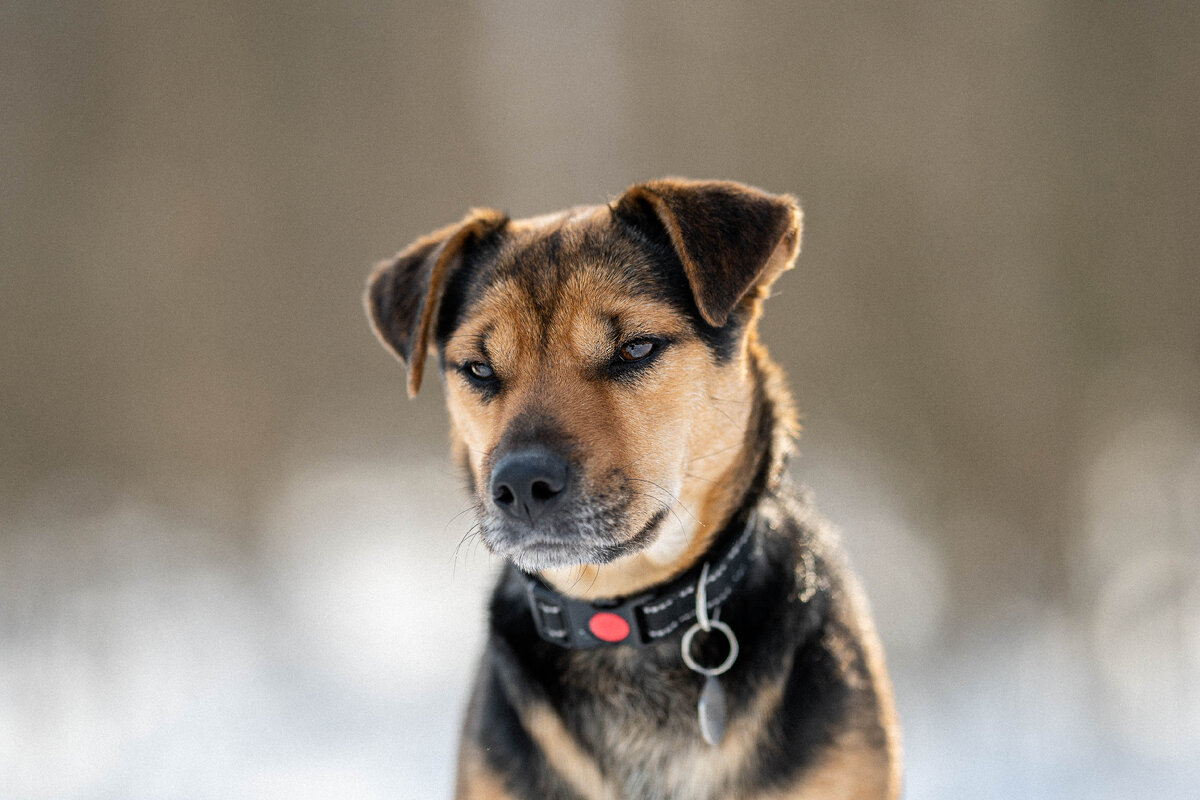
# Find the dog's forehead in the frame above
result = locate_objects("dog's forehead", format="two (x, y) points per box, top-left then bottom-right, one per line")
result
(453, 270), (686, 363)
(443, 208), (686, 356)
(493, 207), (658, 291)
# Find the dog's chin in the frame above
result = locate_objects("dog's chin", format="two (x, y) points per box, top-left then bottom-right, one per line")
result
(481, 526), (625, 573)
(492, 539), (611, 573)
(480, 507), (669, 573)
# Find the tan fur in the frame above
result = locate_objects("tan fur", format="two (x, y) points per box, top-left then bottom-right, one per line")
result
(538, 654), (790, 800)
(523, 703), (620, 800)
(768, 732), (893, 800)
(838, 572), (904, 798)
(602, 672), (786, 799)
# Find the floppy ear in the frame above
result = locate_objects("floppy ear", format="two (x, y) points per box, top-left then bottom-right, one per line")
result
(614, 178), (802, 327)
(365, 208), (508, 397)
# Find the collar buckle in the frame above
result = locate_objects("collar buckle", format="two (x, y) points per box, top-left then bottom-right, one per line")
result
(526, 580), (655, 648)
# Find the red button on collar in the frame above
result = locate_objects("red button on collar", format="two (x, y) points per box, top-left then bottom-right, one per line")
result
(588, 611), (630, 643)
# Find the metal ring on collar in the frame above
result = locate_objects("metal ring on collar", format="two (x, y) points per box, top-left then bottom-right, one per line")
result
(681, 619), (739, 677)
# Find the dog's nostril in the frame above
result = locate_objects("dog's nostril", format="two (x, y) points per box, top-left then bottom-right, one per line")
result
(494, 485), (515, 505)
(530, 480), (557, 501)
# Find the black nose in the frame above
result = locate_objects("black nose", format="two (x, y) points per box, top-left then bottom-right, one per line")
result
(490, 449), (569, 523)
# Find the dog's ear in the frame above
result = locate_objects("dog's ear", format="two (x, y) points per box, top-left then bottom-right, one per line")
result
(614, 178), (802, 327)
(365, 208), (508, 397)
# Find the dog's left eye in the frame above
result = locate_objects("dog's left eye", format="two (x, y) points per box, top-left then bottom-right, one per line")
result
(618, 339), (656, 363)
(467, 361), (495, 380)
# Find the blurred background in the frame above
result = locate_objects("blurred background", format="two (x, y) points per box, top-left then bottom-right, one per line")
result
(3, 2), (1199, 798)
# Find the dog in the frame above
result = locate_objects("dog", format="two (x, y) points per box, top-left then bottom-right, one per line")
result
(366, 178), (900, 799)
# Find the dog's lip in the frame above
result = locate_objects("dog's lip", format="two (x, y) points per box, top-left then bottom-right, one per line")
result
(486, 535), (606, 571)
(486, 533), (610, 560)
(615, 507), (669, 552)
(483, 507), (670, 566)
(503, 536), (599, 551)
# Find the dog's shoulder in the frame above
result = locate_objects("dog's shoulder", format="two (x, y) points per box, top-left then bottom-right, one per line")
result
(765, 487), (903, 799)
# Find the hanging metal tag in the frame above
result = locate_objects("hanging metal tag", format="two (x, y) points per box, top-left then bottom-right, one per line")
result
(698, 674), (727, 746)
(680, 562), (740, 746)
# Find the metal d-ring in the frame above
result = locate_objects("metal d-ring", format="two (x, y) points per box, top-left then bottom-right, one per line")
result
(694, 561), (713, 631)
(681, 561), (739, 677)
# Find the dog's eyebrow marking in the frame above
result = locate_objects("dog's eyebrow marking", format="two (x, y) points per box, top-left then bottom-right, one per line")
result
(450, 324), (492, 361)
(604, 315), (621, 352)
(477, 324), (494, 356)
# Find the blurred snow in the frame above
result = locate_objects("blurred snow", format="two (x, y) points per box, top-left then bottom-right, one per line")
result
(1, 444), (1197, 798)
(260, 457), (497, 700)
(0, 458), (496, 800)
(1080, 412), (1200, 762)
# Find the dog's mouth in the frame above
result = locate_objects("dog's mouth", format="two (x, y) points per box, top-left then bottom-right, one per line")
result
(480, 506), (670, 572)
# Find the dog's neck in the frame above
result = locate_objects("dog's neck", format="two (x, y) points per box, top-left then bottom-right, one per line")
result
(539, 334), (793, 601)
(521, 507), (760, 649)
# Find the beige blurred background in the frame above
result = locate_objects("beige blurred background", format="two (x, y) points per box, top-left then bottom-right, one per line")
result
(3, 2), (1199, 798)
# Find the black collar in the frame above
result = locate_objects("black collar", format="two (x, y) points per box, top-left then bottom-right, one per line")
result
(522, 512), (759, 649)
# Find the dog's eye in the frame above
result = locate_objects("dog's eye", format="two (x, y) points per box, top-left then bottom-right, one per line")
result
(618, 340), (656, 362)
(467, 361), (495, 380)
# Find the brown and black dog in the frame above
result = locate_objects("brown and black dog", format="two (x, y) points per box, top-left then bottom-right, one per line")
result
(366, 179), (900, 799)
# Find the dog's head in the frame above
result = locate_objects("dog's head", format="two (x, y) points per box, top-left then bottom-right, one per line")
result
(367, 179), (800, 594)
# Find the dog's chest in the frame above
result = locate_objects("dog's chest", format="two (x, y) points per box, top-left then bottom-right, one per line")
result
(560, 651), (762, 800)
